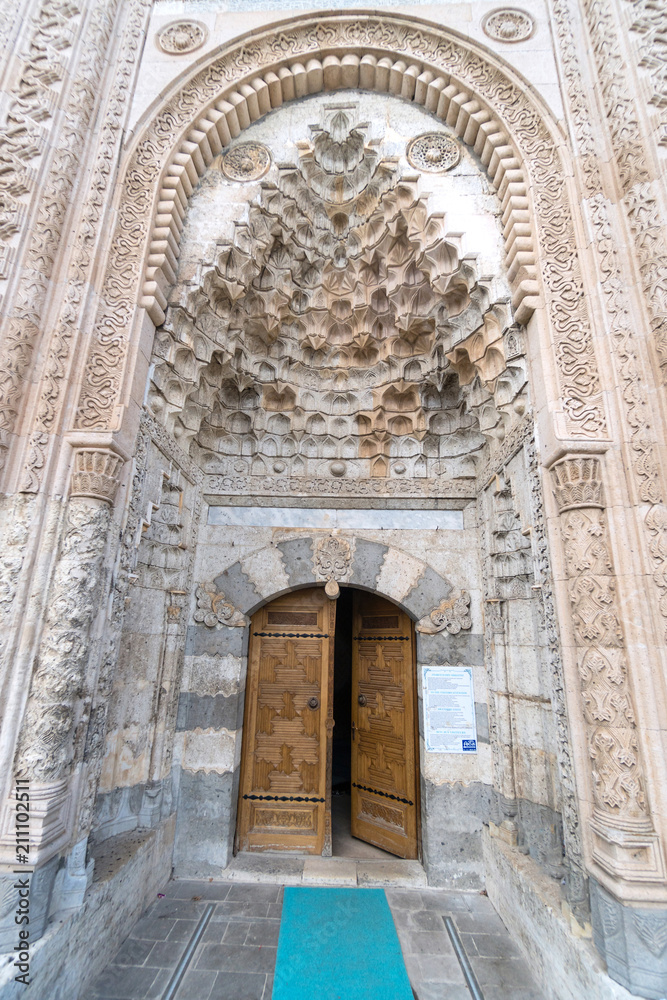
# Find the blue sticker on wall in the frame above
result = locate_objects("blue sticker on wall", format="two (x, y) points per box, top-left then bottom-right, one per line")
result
(462, 739), (477, 752)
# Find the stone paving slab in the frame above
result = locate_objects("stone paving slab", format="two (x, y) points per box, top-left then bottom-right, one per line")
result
(87, 879), (547, 1000)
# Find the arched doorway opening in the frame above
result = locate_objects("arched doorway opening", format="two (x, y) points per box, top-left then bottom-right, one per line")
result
(235, 585), (420, 860)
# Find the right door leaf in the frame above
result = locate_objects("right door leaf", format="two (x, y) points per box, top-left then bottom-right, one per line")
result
(351, 592), (419, 859)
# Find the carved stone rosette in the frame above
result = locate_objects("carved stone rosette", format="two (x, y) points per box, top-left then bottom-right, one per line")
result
(156, 20), (207, 55)
(550, 456), (664, 885)
(221, 142), (271, 181)
(482, 8), (535, 42)
(406, 132), (460, 172)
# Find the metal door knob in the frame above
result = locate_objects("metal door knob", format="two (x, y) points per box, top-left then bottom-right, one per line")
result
(308, 696), (319, 709)
(358, 694), (367, 707)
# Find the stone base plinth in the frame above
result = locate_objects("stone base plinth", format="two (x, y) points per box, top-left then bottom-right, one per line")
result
(0, 815), (175, 1000)
(483, 828), (641, 1000)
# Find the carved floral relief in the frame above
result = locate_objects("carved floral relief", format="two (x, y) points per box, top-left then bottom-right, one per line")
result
(551, 457), (663, 882)
(193, 583), (247, 627)
(416, 591), (472, 634)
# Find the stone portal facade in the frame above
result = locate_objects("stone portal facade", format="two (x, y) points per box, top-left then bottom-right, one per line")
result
(0, 2), (666, 999)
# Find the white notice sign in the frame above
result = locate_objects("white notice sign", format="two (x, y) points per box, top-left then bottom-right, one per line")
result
(423, 666), (477, 753)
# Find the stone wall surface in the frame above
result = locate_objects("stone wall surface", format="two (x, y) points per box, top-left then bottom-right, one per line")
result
(0, 1), (665, 999)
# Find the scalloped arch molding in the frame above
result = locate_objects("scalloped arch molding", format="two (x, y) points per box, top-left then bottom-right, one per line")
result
(73, 13), (606, 440)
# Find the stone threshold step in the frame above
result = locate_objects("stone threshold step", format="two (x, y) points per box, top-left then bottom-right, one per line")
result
(185, 855), (428, 888)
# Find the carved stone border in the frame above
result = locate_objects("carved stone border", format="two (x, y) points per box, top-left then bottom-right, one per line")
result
(72, 12), (606, 442)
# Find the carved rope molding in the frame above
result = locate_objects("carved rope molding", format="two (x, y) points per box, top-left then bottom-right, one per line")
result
(550, 456), (664, 887)
(71, 13), (606, 440)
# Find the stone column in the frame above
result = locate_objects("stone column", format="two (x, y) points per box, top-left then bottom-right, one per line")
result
(550, 455), (667, 998)
(0, 447), (123, 949)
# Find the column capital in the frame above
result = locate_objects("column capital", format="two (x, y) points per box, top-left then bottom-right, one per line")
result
(69, 448), (124, 504)
(550, 455), (604, 512)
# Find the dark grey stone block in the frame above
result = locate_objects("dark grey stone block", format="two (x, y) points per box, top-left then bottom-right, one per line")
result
(196, 882), (233, 901)
(151, 897), (207, 920)
(173, 770), (236, 875)
(90, 963), (160, 999)
(214, 561), (262, 614)
(212, 900), (272, 920)
(176, 691), (241, 732)
(461, 932), (522, 959)
(416, 631), (484, 665)
(222, 921), (250, 945)
(185, 624), (247, 657)
(208, 970), (268, 1000)
(165, 878), (210, 899)
(245, 921), (281, 946)
(401, 929), (451, 955)
(590, 878), (667, 999)
(469, 956), (539, 990)
(133, 916), (176, 941)
(195, 943), (277, 973)
(0, 854), (59, 951)
(403, 566), (452, 618)
(408, 909), (446, 932)
(516, 799), (564, 877)
(93, 777), (172, 843)
(226, 884), (281, 903)
(174, 969), (217, 1000)
(113, 936), (155, 966)
(474, 702), (489, 744)
(414, 952), (466, 983)
(349, 538), (388, 589)
(166, 919), (198, 942)
(145, 940), (185, 968)
(421, 779), (494, 889)
(276, 537), (316, 588)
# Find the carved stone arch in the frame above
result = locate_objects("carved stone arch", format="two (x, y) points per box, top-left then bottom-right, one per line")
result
(72, 11), (606, 444)
(212, 537), (453, 622)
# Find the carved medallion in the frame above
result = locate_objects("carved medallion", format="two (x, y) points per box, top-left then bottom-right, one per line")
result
(482, 9), (535, 43)
(157, 20), (208, 55)
(406, 133), (460, 173)
(313, 536), (353, 600)
(221, 143), (271, 182)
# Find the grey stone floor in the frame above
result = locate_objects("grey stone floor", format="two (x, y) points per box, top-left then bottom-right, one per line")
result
(87, 879), (546, 1000)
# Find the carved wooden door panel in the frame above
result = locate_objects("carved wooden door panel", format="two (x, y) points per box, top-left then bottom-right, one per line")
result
(237, 588), (335, 855)
(351, 593), (418, 859)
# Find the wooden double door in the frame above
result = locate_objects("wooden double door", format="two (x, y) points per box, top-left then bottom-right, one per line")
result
(236, 587), (419, 859)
